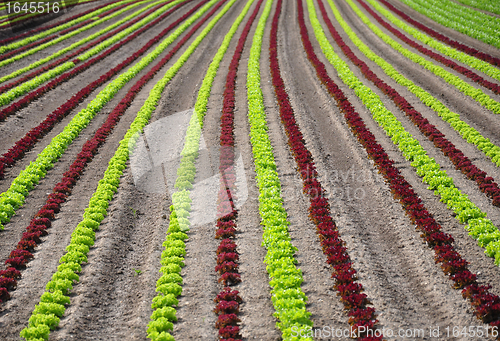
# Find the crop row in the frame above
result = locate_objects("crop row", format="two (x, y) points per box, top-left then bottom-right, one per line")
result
(18, 0), (227, 338)
(0, 0), (139, 55)
(0, 0), (74, 9)
(315, 0), (500, 264)
(413, 0), (500, 35)
(0, 0), (94, 12)
(346, 0), (500, 115)
(0, 0), (151, 78)
(0, 0), (205, 231)
(0, 0), (104, 28)
(375, 0), (500, 67)
(0, 19), (93, 62)
(144, 0), (255, 339)
(0, 0), (188, 181)
(398, 0), (500, 48)
(301, 0), (500, 333)
(0, 0), (172, 92)
(345, 0), (500, 170)
(0, 0), (168, 95)
(353, 0), (499, 94)
(0, 0), (124, 46)
(365, 0), (500, 81)
(0, 0), (149, 84)
(318, 0), (500, 206)
(0, 0), (94, 8)
(0, 0), (209, 306)
(0, 0), (178, 112)
(453, 0), (500, 15)
(75, 0), (175, 63)
(273, 0), (381, 339)
(0, 0), (161, 97)
(0, 0), (143, 62)
(211, 0), (264, 339)
(247, 0), (315, 339)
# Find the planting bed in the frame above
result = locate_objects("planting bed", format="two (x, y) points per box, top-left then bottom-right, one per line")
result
(0, 0), (499, 340)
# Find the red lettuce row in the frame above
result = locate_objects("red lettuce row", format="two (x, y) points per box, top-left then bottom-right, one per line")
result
(315, 0), (500, 206)
(0, 19), (93, 62)
(0, 0), (143, 62)
(375, 0), (500, 67)
(144, 0), (250, 337)
(0, 0), (103, 28)
(212, 0), (263, 339)
(298, 0), (500, 332)
(271, 0), (381, 339)
(0, 0), (125, 46)
(214, 288), (243, 340)
(0, 1), (162, 96)
(0, 0), (212, 305)
(0, 0), (179, 121)
(0, 0), (193, 180)
(0, 0), (97, 25)
(19, 0), (230, 335)
(354, 0), (500, 95)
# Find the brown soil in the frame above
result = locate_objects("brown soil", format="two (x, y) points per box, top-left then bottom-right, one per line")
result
(383, 0), (500, 60)
(0, 0), (500, 340)
(448, 0), (500, 19)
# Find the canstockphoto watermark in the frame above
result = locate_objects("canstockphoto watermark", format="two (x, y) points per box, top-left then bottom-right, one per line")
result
(328, 166), (382, 202)
(128, 108), (248, 227)
(291, 325), (499, 339)
(281, 183), (367, 203)
(281, 166), (374, 202)
(330, 166), (379, 184)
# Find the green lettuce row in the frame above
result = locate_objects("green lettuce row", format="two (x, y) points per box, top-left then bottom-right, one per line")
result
(0, 0), (88, 12)
(345, 0), (500, 115)
(0, 0), (156, 83)
(193, 0), (254, 126)
(307, 0), (500, 265)
(0, 0), (209, 232)
(19, 0), (224, 339)
(398, 0), (500, 48)
(0, 1), (89, 25)
(364, 0), (500, 82)
(246, 0), (314, 339)
(0, 0), (97, 25)
(0, 0), (94, 9)
(0, 0), (156, 69)
(0, 0), (99, 19)
(405, 0), (500, 34)
(0, 0), (180, 107)
(77, 0), (183, 62)
(0, 62), (74, 106)
(334, 0), (500, 168)
(0, 0), (139, 53)
(147, 0), (256, 339)
(452, 0), (500, 15)
(0, 0), (152, 83)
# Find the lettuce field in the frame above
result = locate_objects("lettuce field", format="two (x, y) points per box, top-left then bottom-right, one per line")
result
(0, 0), (500, 339)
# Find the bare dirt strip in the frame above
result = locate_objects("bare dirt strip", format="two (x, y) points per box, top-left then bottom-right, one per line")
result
(280, 0), (500, 338)
(0, 0), (281, 340)
(0, 0), (240, 338)
(344, 0), (500, 146)
(0, 0), (150, 80)
(0, 0), (500, 340)
(324, 0), (500, 225)
(0, 0), (204, 264)
(0, 0), (120, 41)
(275, 0), (476, 337)
(382, 0), (500, 61)
(447, 0), (500, 19)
